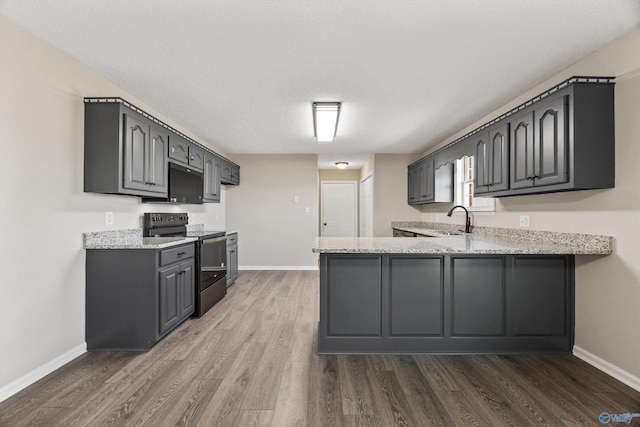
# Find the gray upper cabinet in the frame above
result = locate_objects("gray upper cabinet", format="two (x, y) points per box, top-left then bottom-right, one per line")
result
(203, 152), (221, 202)
(169, 133), (205, 172)
(122, 118), (168, 195)
(188, 144), (205, 171)
(84, 98), (240, 202)
(408, 157), (433, 204)
(221, 158), (240, 185)
(506, 83), (614, 196)
(85, 102), (168, 198)
(474, 122), (509, 195)
(408, 157), (452, 205)
(510, 109), (535, 190)
(408, 78), (614, 203)
(510, 95), (568, 191)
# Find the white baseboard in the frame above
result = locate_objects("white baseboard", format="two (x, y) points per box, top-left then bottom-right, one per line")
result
(239, 266), (319, 271)
(573, 345), (640, 392)
(0, 343), (86, 403)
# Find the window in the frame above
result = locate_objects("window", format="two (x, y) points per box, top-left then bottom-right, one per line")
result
(454, 156), (495, 213)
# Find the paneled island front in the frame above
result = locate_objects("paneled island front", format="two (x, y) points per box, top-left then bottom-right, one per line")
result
(312, 224), (612, 355)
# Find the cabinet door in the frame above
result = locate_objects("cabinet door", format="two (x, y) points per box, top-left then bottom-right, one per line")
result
(326, 256), (381, 336)
(168, 134), (190, 166)
(389, 257), (443, 336)
(511, 256), (569, 336)
(221, 159), (233, 183)
(451, 256), (505, 336)
(474, 132), (490, 194)
(533, 95), (568, 187)
(203, 153), (221, 202)
(421, 158), (435, 202)
(188, 145), (205, 172)
(510, 110), (535, 190)
(148, 125), (168, 194)
(159, 264), (180, 335)
(488, 123), (509, 192)
(179, 260), (195, 319)
(407, 167), (418, 204)
(123, 114), (150, 192)
(227, 245), (238, 286)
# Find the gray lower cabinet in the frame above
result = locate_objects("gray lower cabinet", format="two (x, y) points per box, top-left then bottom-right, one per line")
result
(86, 243), (195, 351)
(389, 257), (443, 336)
(226, 232), (239, 287)
(85, 102), (168, 197)
(451, 256), (505, 336)
(318, 253), (574, 354)
(325, 256), (382, 336)
(159, 259), (195, 336)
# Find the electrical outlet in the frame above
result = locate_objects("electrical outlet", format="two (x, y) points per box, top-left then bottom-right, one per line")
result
(519, 215), (530, 228)
(294, 196), (299, 203)
(305, 206), (310, 213)
(105, 211), (114, 226)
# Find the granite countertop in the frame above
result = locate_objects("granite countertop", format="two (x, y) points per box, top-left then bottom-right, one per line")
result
(313, 222), (613, 255)
(83, 229), (197, 250)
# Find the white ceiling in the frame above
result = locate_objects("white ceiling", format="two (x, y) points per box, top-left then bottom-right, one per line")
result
(2, 1), (639, 170)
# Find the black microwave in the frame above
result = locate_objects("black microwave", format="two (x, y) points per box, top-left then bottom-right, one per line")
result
(143, 162), (203, 204)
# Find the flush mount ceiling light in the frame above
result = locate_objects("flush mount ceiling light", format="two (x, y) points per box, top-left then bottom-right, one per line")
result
(313, 102), (341, 142)
(335, 161), (349, 169)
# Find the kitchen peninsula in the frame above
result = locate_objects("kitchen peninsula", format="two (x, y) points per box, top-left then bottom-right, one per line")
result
(312, 223), (612, 354)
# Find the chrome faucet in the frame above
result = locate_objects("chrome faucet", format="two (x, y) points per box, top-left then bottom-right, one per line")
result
(447, 205), (471, 234)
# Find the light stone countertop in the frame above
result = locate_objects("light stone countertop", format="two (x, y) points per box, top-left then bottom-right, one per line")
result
(83, 229), (197, 250)
(313, 222), (613, 255)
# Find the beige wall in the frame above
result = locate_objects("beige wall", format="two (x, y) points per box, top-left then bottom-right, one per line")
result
(419, 28), (640, 379)
(0, 15), (226, 398)
(372, 154), (422, 236)
(360, 155), (375, 181)
(226, 154), (319, 268)
(318, 169), (361, 182)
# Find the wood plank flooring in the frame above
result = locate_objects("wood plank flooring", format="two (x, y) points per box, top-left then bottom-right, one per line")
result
(1, 270), (639, 426)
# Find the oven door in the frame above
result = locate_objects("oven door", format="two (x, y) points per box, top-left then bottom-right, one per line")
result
(199, 235), (227, 291)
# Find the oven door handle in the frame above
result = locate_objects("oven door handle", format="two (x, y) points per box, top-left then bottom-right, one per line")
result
(202, 236), (227, 245)
(201, 266), (227, 272)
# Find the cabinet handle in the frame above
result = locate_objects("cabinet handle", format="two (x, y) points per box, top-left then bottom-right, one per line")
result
(177, 252), (186, 256)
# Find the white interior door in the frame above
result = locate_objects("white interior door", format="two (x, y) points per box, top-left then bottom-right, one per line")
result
(321, 181), (357, 237)
(360, 175), (373, 237)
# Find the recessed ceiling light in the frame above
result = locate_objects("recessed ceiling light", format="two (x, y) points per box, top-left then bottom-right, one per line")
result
(313, 102), (341, 142)
(335, 161), (349, 169)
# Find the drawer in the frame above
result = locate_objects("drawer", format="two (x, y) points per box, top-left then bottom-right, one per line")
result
(160, 244), (195, 266)
(226, 233), (238, 245)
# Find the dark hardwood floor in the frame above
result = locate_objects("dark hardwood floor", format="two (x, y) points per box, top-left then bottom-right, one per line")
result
(1, 270), (639, 426)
